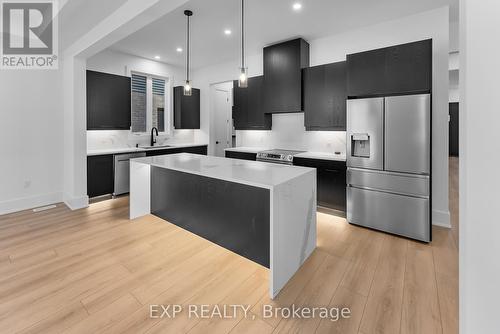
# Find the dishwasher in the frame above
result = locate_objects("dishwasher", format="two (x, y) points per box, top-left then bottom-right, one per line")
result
(114, 152), (146, 196)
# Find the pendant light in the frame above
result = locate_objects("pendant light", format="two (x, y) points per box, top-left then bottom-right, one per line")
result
(238, 0), (248, 88)
(184, 10), (193, 96)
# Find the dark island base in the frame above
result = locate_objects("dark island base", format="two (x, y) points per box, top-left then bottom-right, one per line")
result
(150, 166), (271, 268)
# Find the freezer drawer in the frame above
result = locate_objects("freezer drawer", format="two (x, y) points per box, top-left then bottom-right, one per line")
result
(347, 98), (384, 170)
(347, 167), (429, 198)
(385, 94), (430, 174)
(347, 186), (430, 242)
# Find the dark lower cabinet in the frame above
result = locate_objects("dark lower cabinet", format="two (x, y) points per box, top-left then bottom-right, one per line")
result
(87, 155), (114, 197)
(303, 62), (347, 131)
(233, 76), (271, 130)
(145, 145), (208, 157)
(151, 167), (270, 267)
(347, 39), (432, 97)
(293, 157), (346, 213)
(449, 102), (459, 157)
(86, 70), (131, 130)
(225, 151), (257, 161)
(87, 146), (208, 198)
(174, 86), (200, 129)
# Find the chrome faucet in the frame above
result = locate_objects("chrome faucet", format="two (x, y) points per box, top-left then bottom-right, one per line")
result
(150, 127), (159, 147)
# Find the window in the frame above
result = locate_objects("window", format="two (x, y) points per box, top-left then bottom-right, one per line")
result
(131, 72), (169, 133)
(152, 78), (165, 132)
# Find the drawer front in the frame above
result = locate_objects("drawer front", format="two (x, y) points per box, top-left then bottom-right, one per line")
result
(347, 168), (429, 197)
(293, 157), (346, 170)
(225, 151), (257, 161)
(347, 186), (430, 242)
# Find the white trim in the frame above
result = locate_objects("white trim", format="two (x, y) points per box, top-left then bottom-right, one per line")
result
(432, 209), (451, 228)
(63, 194), (89, 211)
(0, 192), (63, 215)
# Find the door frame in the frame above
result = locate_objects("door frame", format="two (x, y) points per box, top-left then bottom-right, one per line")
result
(209, 81), (233, 157)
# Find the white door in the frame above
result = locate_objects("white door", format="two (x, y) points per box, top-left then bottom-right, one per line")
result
(214, 88), (232, 157)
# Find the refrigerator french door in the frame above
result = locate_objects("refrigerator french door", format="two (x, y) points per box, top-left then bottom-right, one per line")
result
(346, 94), (431, 242)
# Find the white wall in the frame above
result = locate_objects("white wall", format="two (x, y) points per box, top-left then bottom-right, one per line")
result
(86, 49), (207, 150)
(449, 21), (460, 102)
(61, 0), (190, 211)
(0, 71), (64, 214)
(194, 7), (450, 227)
(460, 1), (500, 333)
(450, 20), (460, 52)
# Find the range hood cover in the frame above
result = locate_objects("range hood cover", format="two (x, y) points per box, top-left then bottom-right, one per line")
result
(263, 38), (310, 114)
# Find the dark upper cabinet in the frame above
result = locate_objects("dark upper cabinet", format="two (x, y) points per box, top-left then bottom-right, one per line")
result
(233, 76), (271, 130)
(263, 38), (310, 113)
(346, 48), (386, 97)
(347, 39), (432, 98)
(87, 155), (114, 198)
(174, 86), (200, 129)
(384, 40), (432, 94)
(303, 62), (347, 131)
(86, 70), (131, 130)
(232, 89), (248, 129)
(293, 157), (346, 213)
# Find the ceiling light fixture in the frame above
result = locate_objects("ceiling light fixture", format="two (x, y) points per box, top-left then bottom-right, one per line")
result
(238, 0), (247, 88)
(292, 2), (302, 11)
(224, 29), (232, 35)
(154, 55), (161, 60)
(183, 10), (193, 96)
(176, 47), (183, 52)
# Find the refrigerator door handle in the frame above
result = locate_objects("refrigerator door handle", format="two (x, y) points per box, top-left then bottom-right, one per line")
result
(347, 185), (429, 200)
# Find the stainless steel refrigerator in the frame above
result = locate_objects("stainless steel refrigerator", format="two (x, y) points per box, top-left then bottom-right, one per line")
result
(346, 94), (431, 242)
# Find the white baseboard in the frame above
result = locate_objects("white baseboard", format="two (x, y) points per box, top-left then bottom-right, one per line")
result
(0, 192), (63, 215)
(432, 209), (451, 228)
(63, 194), (89, 211)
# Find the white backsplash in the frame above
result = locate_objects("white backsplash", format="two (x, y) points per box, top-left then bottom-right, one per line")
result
(87, 129), (199, 150)
(236, 113), (346, 154)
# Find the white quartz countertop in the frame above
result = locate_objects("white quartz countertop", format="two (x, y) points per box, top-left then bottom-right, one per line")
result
(87, 143), (208, 156)
(131, 153), (315, 189)
(224, 146), (269, 153)
(225, 147), (346, 162)
(295, 151), (346, 162)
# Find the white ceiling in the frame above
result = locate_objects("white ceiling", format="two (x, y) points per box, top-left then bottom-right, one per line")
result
(58, 0), (129, 50)
(110, 0), (458, 70)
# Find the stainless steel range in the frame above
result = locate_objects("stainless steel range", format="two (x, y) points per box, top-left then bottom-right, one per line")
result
(256, 149), (305, 165)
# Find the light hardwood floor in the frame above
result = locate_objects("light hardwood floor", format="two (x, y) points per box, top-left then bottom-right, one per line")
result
(0, 158), (458, 333)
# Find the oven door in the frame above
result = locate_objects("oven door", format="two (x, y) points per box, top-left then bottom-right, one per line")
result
(256, 158), (292, 165)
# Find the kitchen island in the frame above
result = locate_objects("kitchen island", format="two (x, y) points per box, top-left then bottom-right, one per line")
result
(129, 153), (316, 298)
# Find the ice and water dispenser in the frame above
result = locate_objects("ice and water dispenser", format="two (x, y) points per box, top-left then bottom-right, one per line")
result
(351, 133), (370, 158)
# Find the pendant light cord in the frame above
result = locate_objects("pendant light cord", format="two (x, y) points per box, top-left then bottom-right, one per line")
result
(241, 0), (244, 69)
(186, 14), (190, 81)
